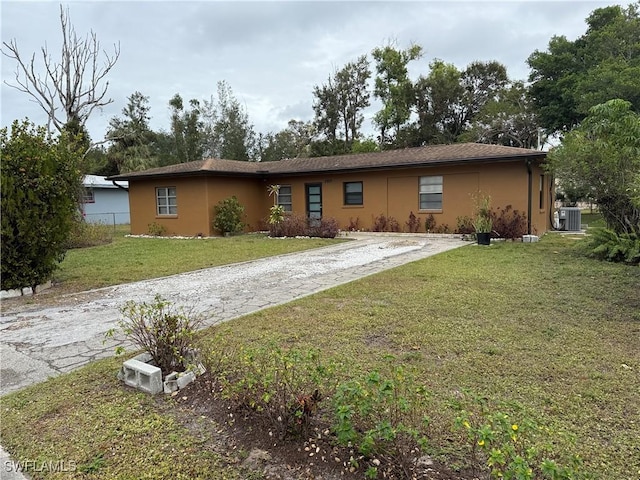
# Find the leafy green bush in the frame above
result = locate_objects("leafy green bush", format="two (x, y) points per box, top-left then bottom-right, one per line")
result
(332, 365), (431, 477)
(147, 221), (166, 236)
(112, 295), (203, 375)
(268, 204), (285, 225)
(1, 120), (83, 291)
(208, 342), (332, 439)
(67, 218), (113, 248)
(451, 390), (589, 479)
(578, 228), (640, 265)
(212, 196), (245, 235)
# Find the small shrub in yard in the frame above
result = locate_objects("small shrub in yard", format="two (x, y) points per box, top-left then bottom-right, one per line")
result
(491, 205), (528, 240)
(66, 218), (113, 248)
(308, 217), (340, 238)
(372, 214), (400, 232)
(578, 228), (640, 265)
(210, 343), (333, 439)
(422, 214), (450, 234)
(213, 196), (245, 235)
(147, 221), (166, 236)
(332, 364), (432, 478)
(406, 211), (421, 233)
(450, 390), (590, 479)
(456, 215), (475, 235)
(269, 214), (308, 237)
(348, 217), (361, 231)
(109, 295), (203, 375)
(269, 215), (340, 238)
(425, 214), (437, 232)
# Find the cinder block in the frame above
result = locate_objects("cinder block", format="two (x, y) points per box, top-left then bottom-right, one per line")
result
(163, 372), (179, 394)
(176, 371), (196, 389)
(522, 235), (539, 243)
(121, 359), (163, 395)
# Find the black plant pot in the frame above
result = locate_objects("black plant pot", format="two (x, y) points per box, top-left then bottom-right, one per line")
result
(476, 232), (491, 245)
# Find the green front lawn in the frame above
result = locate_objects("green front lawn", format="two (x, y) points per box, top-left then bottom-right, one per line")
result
(2, 235), (638, 478)
(54, 231), (344, 293)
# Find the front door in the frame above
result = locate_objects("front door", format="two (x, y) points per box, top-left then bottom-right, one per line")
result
(305, 183), (322, 224)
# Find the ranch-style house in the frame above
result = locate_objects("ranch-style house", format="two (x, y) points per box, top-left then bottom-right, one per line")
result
(108, 143), (552, 237)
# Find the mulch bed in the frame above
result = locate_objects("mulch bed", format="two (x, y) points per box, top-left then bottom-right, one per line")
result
(158, 372), (479, 480)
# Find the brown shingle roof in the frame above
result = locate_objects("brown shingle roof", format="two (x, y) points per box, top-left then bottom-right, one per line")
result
(108, 143), (545, 181)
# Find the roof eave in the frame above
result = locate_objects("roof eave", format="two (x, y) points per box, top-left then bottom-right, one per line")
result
(265, 153), (547, 177)
(107, 151), (546, 181)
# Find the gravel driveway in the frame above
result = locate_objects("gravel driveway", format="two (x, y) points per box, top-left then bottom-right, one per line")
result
(0, 233), (467, 396)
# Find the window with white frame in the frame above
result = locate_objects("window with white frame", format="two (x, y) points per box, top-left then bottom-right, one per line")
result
(419, 176), (443, 210)
(344, 181), (363, 206)
(277, 185), (292, 212)
(156, 187), (177, 215)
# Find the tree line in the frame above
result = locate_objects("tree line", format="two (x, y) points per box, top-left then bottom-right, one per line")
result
(83, 2), (637, 175)
(91, 51), (540, 175)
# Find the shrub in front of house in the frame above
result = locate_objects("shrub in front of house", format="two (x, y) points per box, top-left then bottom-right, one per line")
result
(491, 205), (528, 240)
(406, 211), (421, 233)
(308, 217), (340, 238)
(456, 216), (475, 235)
(372, 213), (400, 232)
(269, 214), (308, 237)
(213, 196), (246, 236)
(113, 295), (203, 375)
(268, 215), (340, 238)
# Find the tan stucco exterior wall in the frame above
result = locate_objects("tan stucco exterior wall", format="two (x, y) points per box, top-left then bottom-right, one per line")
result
(129, 176), (267, 236)
(127, 159), (552, 236)
(268, 159), (551, 234)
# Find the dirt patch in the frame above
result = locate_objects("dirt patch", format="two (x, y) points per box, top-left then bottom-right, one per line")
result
(0, 285), (107, 314)
(160, 373), (477, 479)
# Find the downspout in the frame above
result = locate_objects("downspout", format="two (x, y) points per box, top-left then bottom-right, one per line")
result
(111, 180), (129, 192)
(526, 159), (532, 235)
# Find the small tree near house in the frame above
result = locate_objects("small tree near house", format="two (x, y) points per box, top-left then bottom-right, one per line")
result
(1, 120), (83, 292)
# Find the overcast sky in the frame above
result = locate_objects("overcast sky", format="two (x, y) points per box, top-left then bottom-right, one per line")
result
(1, 0), (618, 142)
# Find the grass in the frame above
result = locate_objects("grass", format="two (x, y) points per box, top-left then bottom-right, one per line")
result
(53, 226), (344, 293)
(2, 234), (639, 478)
(580, 210), (606, 228)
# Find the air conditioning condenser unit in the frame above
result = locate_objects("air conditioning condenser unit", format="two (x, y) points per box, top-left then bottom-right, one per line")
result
(558, 207), (581, 231)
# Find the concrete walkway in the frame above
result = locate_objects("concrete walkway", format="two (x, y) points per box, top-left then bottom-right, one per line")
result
(0, 233), (467, 478)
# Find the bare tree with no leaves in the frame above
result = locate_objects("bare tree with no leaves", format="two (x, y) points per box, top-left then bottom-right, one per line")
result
(2, 4), (120, 135)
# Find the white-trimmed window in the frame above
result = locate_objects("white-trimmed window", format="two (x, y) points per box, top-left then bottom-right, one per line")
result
(419, 176), (443, 210)
(344, 181), (363, 206)
(277, 185), (292, 212)
(156, 187), (177, 215)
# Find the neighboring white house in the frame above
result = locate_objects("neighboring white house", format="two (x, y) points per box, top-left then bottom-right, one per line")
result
(81, 175), (130, 225)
